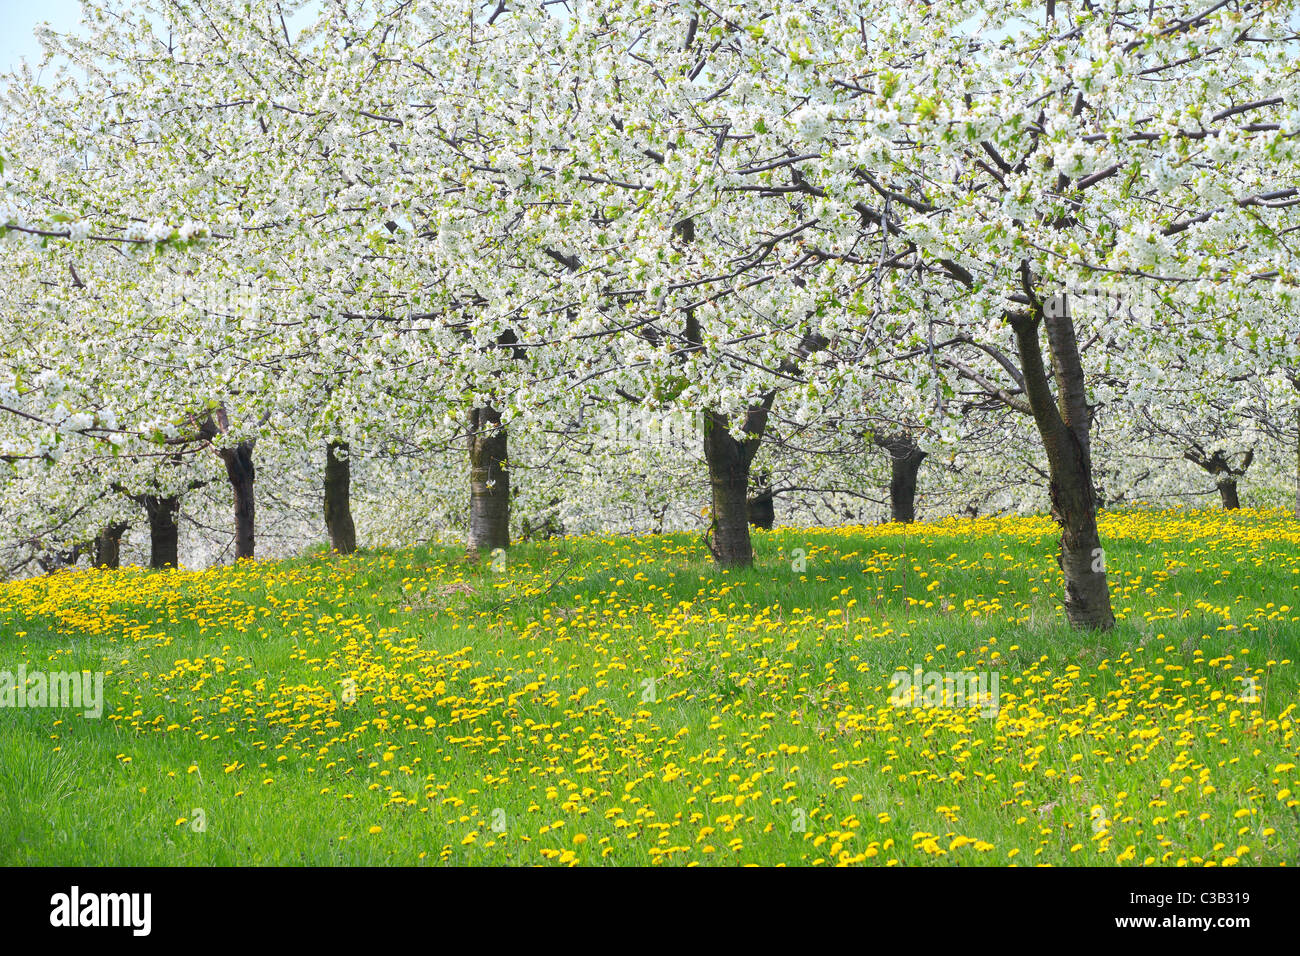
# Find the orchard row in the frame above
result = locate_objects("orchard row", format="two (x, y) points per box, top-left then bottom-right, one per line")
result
(2, 0), (1299, 632)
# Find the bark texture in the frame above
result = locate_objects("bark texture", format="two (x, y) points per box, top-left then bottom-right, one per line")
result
(1217, 479), (1241, 510)
(703, 402), (772, 567)
(1184, 447), (1252, 511)
(324, 440), (358, 554)
(876, 434), (927, 523)
(144, 496), (180, 569)
(219, 440), (256, 560)
(747, 491), (775, 530)
(746, 470), (775, 530)
(467, 406), (510, 555)
(93, 522), (128, 569)
(1011, 284), (1114, 630)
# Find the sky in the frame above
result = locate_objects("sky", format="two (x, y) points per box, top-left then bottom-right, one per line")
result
(0, 0), (83, 73)
(2, 2), (1293, 75)
(0, 0), (332, 74)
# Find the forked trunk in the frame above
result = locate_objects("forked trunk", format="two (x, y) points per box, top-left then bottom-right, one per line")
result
(1012, 287), (1114, 630)
(1185, 448), (1251, 512)
(679, 211), (794, 567)
(324, 440), (358, 554)
(468, 406), (510, 555)
(877, 434), (926, 523)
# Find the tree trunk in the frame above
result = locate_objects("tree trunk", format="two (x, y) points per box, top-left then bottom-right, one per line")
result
(877, 434), (927, 523)
(1217, 479), (1241, 510)
(37, 544), (86, 574)
(145, 496), (180, 569)
(467, 406), (510, 555)
(1294, 406), (1299, 517)
(93, 522), (127, 569)
(705, 413), (753, 565)
(220, 441), (256, 561)
(746, 470), (775, 529)
(747, 490), (775, 530)
(703, 403), (772, 567)
(1011, 286), (1114, 630)
(1185, 448), (1251, 511)
(324, 440), (357, 554)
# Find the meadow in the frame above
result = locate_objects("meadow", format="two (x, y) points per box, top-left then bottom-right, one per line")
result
(1, 508), (1297, 867)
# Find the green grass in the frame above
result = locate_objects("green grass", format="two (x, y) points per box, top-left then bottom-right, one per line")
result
(1, 507), (1298, 866)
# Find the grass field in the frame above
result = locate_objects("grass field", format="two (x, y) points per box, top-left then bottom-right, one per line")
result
(1, 507), (1297, 866)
